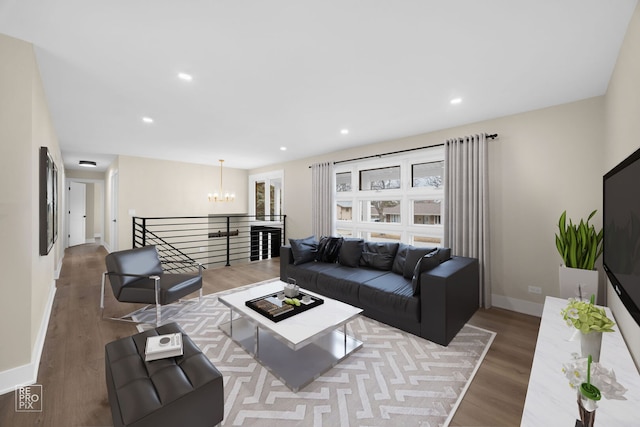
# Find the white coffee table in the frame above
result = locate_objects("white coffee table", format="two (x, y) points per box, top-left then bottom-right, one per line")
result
(218, 280), (363, 392)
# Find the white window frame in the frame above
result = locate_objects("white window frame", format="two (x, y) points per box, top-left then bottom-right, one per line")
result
(334, 146), (444, 246)
(249, 170), (284, 223)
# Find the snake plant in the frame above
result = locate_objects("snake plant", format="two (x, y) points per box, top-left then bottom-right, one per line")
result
(555, 210), (604, 271)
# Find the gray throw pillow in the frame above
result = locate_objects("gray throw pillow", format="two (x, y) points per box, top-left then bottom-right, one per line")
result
(411, 250), (441, 295)
(289, 236), (318, 265)
(403, 246), (438, 279)
(338, 238), (365, 267)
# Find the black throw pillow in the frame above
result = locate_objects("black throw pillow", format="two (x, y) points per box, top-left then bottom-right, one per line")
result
(338, 238), (364, 267)
(289, 236), (318, 265)
(392, 243), (410, 275)
(437, 247), (452, 262)
(403, 247), (438, 279)
(316, 236), (343, 263)
(411, 250), (441, 295)
(360, 242), (400, 270)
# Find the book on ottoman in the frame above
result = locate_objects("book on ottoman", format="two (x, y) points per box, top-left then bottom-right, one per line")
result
(145, 333), (183, 361)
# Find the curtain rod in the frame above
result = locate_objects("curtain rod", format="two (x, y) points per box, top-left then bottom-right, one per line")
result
(328, 133), (498, 166)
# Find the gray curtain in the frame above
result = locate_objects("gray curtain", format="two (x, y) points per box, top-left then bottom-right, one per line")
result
(311, 162), (334, 238)
(444, 134), (491, 308)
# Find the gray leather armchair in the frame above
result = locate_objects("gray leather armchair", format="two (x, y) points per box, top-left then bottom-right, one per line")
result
(101, 245), (203, 327)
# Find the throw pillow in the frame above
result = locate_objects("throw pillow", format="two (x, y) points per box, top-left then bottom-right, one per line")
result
(289, 236), (318, 265)
(360, 242), (400, 270)
(411, 250), (441, 295)
(391, 243), (409, 275)
(316, 236), (343, 263)
(403, 246), (438, 279)
(338, 238), (365, 267)
(437, 247), (452, 262)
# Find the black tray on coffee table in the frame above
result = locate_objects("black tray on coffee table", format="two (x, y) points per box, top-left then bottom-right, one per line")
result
(245, 291), (324, 322)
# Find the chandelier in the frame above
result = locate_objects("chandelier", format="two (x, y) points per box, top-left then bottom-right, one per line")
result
(208, 159), (235, 202)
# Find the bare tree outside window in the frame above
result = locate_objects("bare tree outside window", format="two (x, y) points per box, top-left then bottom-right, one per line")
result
(413, 162), (444, 189)
(360, 200), (401, 223)
(360, 166), (400, 191)
(336, 172), (352, 192)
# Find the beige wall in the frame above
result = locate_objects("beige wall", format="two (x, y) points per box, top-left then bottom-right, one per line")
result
(251, 97), (604, 316)
(0, 34), (62, 379)
(114, 155), (248, 250)
(604, 2), (640, 367)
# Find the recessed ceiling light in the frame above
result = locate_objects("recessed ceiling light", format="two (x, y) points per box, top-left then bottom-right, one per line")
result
(79, 160), (97, 168)
(142, 117), (154, 124)
(340, 129), (349, 135)
(177, 72), (193, 81)
(450, 98), (462, 105)
(280, 146), (287, 151)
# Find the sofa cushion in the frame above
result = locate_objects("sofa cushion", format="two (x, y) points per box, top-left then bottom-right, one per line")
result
(359, 273), (420, 322)
(338, 238), (365, 267)
(360, 242), (400, 271)
(284, 261), (341, 293)
(411, 250), (441, 295)
(403, 246), (437, 279)
(316, 236), (343, 263)
(289, 236), (318, 265)
(316, 265), (387, 306)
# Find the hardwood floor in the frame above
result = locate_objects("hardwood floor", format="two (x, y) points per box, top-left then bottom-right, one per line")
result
(0, 244), (540, 426)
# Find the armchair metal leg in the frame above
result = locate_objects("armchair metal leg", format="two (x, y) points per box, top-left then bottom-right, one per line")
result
(153, 275), (161, 327)
(101, 270), (202, 328)
(101, 271), (155, 326)
(100, 272), (107, 311)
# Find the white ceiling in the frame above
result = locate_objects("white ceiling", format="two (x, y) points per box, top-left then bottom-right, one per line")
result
(0, 0), (637, 171)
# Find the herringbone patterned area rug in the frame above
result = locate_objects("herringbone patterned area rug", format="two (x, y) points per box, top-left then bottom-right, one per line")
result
(135, 282), (495, 427)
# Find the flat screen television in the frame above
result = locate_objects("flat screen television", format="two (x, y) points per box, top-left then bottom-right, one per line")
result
(603, 146), (640, 326)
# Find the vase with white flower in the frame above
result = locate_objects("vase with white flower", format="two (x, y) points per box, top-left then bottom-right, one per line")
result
(561, 295), (615, 363)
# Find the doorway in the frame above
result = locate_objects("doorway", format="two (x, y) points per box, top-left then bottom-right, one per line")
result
(68, 181), (86, 246)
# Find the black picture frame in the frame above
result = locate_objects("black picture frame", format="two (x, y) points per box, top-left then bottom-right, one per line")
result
(39, 146), (58, 256)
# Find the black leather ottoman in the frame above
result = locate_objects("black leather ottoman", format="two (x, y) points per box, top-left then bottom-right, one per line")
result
(105, 323), (224, 427)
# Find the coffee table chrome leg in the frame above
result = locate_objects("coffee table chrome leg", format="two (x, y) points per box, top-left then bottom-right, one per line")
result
(229, 307), (233, 337)
(255, 325), (259, 355)
(343, 324), (347, 354)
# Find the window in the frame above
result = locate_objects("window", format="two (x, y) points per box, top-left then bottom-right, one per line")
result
(360, 166), (401, 190)
(336, 200), (353, 221)
(412, 161), (444, 189)
(413, 199), (442, 225)
(249, 170), (283, 221)
(336, 172), (352, 192)
(360, 200), (401, 223)
(334, 147), (444, 246)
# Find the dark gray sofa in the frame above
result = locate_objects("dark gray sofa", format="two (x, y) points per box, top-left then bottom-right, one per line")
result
(280, 237), (479, 346)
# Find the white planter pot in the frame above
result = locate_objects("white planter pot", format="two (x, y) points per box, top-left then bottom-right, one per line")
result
(559, 266), (599, 303)
(580, 331), (603, 363)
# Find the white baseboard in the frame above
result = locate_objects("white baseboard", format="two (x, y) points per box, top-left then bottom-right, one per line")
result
(0, 281), (57, 396)
(492, 294), (544, 317)
(55, 253), (64, 280)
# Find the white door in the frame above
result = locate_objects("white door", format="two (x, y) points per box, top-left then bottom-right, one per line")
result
(68, 181), (86, 246)
(110, 171), (119, 250)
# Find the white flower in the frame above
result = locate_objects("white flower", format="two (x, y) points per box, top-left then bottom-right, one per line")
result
(561, 356), (628, 400)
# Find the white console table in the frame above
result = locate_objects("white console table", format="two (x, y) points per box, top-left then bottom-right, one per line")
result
(521, 296), (640, 426)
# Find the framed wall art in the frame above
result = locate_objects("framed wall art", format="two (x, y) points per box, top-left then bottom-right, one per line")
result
(39, 146), (58, 256)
